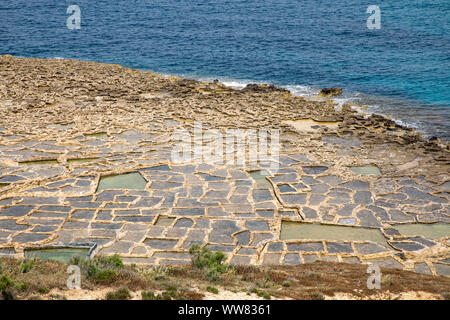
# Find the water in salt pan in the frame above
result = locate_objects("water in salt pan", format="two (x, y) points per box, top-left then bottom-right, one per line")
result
(96, 172), (147, 191)
(350, 166), (381, 176)
(24, 247), (90, 263)
(68, 157), (100, 164)
(20, 159), (59, 166)
(394, 223), (450, 239)
(249, 170), (272, 189)
(280, 222), (389, 246)
(155, 216), (175, 226)
(85, 132), (108, 138)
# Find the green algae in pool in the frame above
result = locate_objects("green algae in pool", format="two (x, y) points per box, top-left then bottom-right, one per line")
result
(20, 159), (59, 166)
(280, 222), (389, 246)
(85, 132), (108, 138)
(155, 216), (175, 226)
(24, 248), (90, 263)
(68, 157), (100, 164)
(249, 170), (272, 189)
(350, 166), (381, 176)
(394, 223), (450, 239)
(97, 172), (147, 191)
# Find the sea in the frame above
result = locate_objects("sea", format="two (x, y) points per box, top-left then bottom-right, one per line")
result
(1, 0), (449, 140)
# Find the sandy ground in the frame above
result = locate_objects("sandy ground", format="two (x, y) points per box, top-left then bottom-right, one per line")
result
(325, 291), (442, 300)
(45, 287), (267, 300)
(45, 287), (444, 300)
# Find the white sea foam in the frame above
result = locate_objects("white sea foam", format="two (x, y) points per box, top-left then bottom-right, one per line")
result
(282, 84), (320, 97)
(220, 80), (249, 89)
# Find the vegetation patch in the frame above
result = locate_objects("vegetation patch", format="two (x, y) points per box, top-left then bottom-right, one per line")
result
(70, 254), (124, 284)
(309, 292), (325, 300)
(189, 244), (229, 281)
(0, 256), (449, 300)
(206, 286), (219, 294)
(106, 287), (131, 300)
(19, 259), (34, 274)
(251, 287), (271, 299)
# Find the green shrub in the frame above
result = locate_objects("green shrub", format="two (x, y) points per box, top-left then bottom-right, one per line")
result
(106, 287), (131, 300)
(103, 254), (124, 269)
(16, 282), (28, 291)
(38, 287), (49, 294)
(189, 244), (228, 281)
(71, 254), (123, 284)
(91, 269), (117, 284)
(161, 291), (176, 300)
(141, 291), (161, 300)
(309, 292), (324, 300)
(0, 274), (14, 291)
(141, 290), (174, 300)
(282, 281), (292, 287)
(206, 286), (219, 294)
(19, 259), (34, 273)
(0, 274), (16, 300)
(251, 287), (271, 300)
(164, 284), (177, 292)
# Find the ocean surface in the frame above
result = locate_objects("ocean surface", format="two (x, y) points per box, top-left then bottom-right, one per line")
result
(1, 0), (449, 140)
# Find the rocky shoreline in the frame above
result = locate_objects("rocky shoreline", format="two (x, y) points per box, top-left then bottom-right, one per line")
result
(0, 55), (449, 277)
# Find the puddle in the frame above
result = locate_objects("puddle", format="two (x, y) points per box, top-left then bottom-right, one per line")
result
(394, 223), (450, 239)
(85, 132), (108, 138)
(48, 123), (75, 131)
(163, 119), (180, 127)
(282, 119), (341, 132)
(155, 216), (175, 226)
(117, 130), (148, 144)
(24, 247), (90, 263)
(249, 170), (272, 189)
(68, 157), (100, 164)
(96, 172), (147, 191)
(322, 135), (362, 148)
(350, 166), (381, 176)
(20, 159), (59, 166)
(302, 166), (328, 175)
(280, 222), (389, 246)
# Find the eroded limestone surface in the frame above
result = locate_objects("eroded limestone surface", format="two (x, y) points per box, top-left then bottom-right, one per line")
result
(0, 56), (449, 276)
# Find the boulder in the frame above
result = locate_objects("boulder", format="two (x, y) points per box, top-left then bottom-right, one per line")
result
(318, 88), (343, 97)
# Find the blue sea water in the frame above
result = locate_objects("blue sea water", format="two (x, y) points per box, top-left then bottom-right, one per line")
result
(1, 0), (449, 140)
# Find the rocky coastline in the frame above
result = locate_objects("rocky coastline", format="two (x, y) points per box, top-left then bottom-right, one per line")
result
(0, 55), (448, 277)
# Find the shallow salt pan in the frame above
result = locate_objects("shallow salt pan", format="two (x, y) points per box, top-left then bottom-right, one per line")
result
(249, 170), (272, 189)
(282, 119), (341, 132)
(280, 222), (389, 246)
(96, 172), (147, 191)
(350, 166), (381, 176)
(24, 247), (90, 263)
(20, 159), (59, 166)
(155, 216), (175, 226)
(394, 223), (450, 239)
